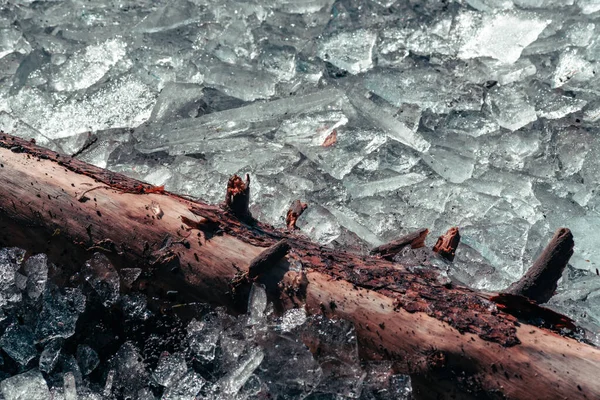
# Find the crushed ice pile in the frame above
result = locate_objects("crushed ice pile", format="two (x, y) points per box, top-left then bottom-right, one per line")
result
(2, 0), (600, 393)
(0, 247), (412, 399)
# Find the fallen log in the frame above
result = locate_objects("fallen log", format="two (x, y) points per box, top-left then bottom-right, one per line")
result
(0, 132), (599, 399)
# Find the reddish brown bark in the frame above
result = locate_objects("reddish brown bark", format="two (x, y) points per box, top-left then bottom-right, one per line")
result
(0, 132), (599, 400)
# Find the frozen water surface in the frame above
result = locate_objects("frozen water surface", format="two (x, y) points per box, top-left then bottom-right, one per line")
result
(1, 0), (600, 396)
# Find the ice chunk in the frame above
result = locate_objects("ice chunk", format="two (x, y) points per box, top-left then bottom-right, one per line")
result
(187, 315), (221, 362)
(134, 88), (346, 154)
(364, 69), (483, 114)
(50, 39), (127, 92)
(457, 10), (550, 64)
(0, 370), (50, 400)
(443, 110), (499, 137)
(478, 58), (537, 85)
(24, 253), (48, 300)
(63, 372), (77, 400)
(422, 146), (475, 184)
(295, 204), (342, 245)
(76, 345), (100, 376)
(278, 308), (307, 332)
(348, 90), (430, 153)
(219, 347), (264, 396)
(82, 253), (120, 307)
(318, 29), (377, 74)
(0, 248), (23, 307)
(148, 82), (205, 123)
(247, 283), (268, 326)
(486, 84), (537, 131)
(39, 339), (63, 373)
(152, 352), (187, 388)
(36, 286), (86, 342)
(119, 268), (142, 287)
(110, 342), (148, 398)
(119, 293), (149, 320)
(202, 62), (278, 102)
(0, 28), (30, 59)
(135, 0), (203, 33)
(528, 82), (587, 119)
(346, 173), (427, 199)
(579, 0), (600, 14)
(0, 324), (37, 365)
(162, 371), (205, 400)
(551, 48), (595, 88)
(258, 45), (297, 82)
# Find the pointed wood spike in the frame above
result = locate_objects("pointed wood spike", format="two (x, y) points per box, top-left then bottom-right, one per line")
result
(504, 227), (574, 304)
(225, 174), (251, 220)
(370, 228), (429, 260)
(248, 239), (290, 280)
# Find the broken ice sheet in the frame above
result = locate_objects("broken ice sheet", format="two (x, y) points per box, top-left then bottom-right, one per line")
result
(152, 352), (187, 388)
(0, 324), (37, 366)
(0, 370), (51, 400)
(82, 253), (120, 307)
(134, 88), (346, 154)
(551, 48), (595, 89)
(456, 10), (550, 64)
(318, 29), (377, 74)
(49, 39), (127, 92)
(364, 68), (484, 115)
(528, 82), (587, 120)
(36, 285), (86, 343)
(201, 61), (278, 102)
(162, 371), (205, 400)
(134, 0), (204, 33)
(422, 145), (475, 184)
(219, 347), (264, 396)
(486, 84), (537, 131)
(346, 173), (427, 199)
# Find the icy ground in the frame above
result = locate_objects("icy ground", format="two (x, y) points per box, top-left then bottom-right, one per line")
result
(1, 0), (600, 396)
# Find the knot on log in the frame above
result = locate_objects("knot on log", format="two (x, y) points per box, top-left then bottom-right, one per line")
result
(225, 174), (251, 220)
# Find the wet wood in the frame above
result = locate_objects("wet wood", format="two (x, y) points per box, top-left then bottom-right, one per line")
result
(0, 132), (599, 400)
(504, 227), (574, 304)
(370, 228), (429, 260)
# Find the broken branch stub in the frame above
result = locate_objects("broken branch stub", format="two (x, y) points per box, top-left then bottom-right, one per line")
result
(504, 227), (574, 304)
(432, 227), (460, 261)
(248, 239), (290, 280)
(370, 228), (429, 260)
(286, 200), (308, 230)
(225, 174), (251, 220)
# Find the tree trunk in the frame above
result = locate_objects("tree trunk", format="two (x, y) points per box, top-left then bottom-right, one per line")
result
(0, 132), (598, 399)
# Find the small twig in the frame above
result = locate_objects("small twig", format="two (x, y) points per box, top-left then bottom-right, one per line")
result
(432, 227), (460, 262)
(371, 228), (429, 260)
(504, 228), (574, 304)
(78, 186), (111, 202)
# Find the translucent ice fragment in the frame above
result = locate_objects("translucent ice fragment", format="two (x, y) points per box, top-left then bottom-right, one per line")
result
(318, 29), (377, 74)
(187, 315), (220, 362)
(24, 253), (48, 300)
(457, 10), (550, 64)
(486, 84), (537, 131)
(110, 342), (148, 398)
(39, 339), (63, 373)
(220, 348), (264, 396)
(0, 324), (37, 365)
(152, 352), (187, 388)
(50, 39), (127, 92)
(83, 253), (120, 307)
(551, 48), (595, 88)
(346, 173), (427, 199)
(0, 370), (50, 400)
(529, 83), (587, 119)
(161, 371), (205, 400)
(279, 308), (307, 332)
(119, 268), (142, 287)
(348, 90), (430, 153)
(63, 372), (77, 400)
(36, 286), (86, 342)
(203, 62), (277, 102)
(135, 0), (202, 33)
(76, 345), (100, 376)
(422, 146), (475, 184)
(247, 283), (267, 326)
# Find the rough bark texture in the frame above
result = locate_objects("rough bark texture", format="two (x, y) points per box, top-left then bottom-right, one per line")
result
(504, 228), (574, 303)
(1, 133), (599, 399)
